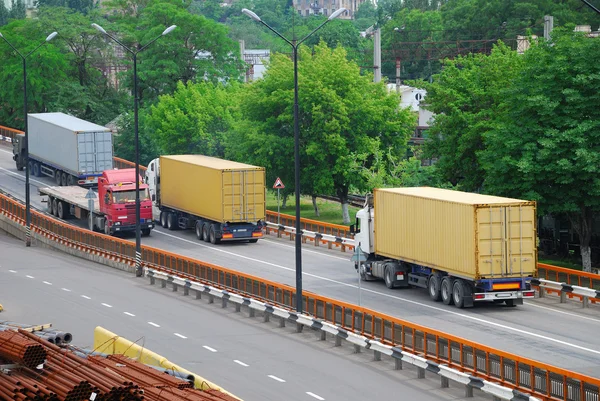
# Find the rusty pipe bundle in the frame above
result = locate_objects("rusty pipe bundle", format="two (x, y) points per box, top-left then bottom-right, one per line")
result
(0, 331), (47, 368)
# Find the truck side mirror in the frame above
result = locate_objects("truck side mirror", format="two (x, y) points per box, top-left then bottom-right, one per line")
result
(350, 224), (355, 235)
(151, 194), (155, 202)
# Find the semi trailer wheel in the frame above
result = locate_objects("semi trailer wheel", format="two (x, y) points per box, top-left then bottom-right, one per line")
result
(441, 277), (454, 305)
(160, 211), (168, 228)
(428, 275), (441, 302)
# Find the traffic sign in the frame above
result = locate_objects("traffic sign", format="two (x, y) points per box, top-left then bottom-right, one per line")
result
(85, 188), (96, 199)
(273, 177), (285, 189)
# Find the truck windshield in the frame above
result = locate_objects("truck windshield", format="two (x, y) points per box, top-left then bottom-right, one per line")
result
(112, 189), (150, 203)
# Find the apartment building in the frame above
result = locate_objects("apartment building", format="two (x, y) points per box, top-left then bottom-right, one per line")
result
(292, 0), (368, 19)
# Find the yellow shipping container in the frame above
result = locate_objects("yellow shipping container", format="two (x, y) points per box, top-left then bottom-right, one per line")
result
(374, 187), (537, 280)
(160, 155), (265, 224)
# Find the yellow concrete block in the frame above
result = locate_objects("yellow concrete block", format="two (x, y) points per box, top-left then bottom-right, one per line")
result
(93, 326), (241, 400)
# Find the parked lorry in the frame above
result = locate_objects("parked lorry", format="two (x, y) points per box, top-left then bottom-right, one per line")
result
(40, 168), (154, 236)
(146, 155), (266, 244)
(13, 112), (113, 187)
(351, 187), (537, 308)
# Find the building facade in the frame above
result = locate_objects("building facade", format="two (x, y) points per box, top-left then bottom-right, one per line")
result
(292, 0), (369, 19)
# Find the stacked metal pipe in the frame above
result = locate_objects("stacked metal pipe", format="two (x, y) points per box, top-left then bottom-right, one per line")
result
(0, 331), (47, 369)
(0, 326), (239, 401)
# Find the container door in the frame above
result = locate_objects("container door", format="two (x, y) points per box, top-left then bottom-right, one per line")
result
(477, 206), (508, 277)
(77, 132), (96, 174)
(505, 206), (537, 277)
(94, 131), (113, 172)
(477, 205), (536, 278)
(222, 170), (263, 223)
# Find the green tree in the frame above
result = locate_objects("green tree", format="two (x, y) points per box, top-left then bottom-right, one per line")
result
(481, 28), (600, 271)
(0, 2), (9, 26)
(112, 112), (159, 166)
(9, 0), (25, 20)
(144, 81), (241, 156)
(233, 42), (415, 223)
(415, 42), (523, 191)
(0, 19), (70, 129)
(100, 0), (244, 105)
(36, 0), (97, 14)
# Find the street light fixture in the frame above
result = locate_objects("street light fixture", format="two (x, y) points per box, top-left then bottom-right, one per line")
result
(92, 23), (177, 277)
(242, 7), (346, 314)
(0, 31), (58, 247)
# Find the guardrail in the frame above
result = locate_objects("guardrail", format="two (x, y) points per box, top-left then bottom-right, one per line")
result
(147, 268), (542, 401)
(0, 125), (19, 143)
(1, 191), (599, 401)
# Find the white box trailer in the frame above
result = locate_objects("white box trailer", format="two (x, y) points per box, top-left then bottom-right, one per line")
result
(12, 113), (113, 186)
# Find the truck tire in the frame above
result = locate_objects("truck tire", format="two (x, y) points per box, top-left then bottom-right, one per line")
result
(104, 218), (110, 235)
(249, 239), (258, 243)
(47, 196), (54, 213)
(67, 175), (75, 186)
(55, 170), (62, 186)
(167, 213), (177, 230)
(452, 279), (471, 309)
(142, 228), (151, 236)
(61, 172), (68, 187)
(384, 267), (395, 289)
(209, 225), (220, 245)
(441, 277), (454, 305)
(57, 201), (69, 219)
(428, 275), (442, 302)
(32, 162), (40, 177)
(28, 160), (34, 174)
(16, 156), (24, 171)
(195, 221), (203, 240)
(160, 212), (168, 228)
(51, 198), (58, 216)
(505, 299), (517, 307)
(202, 223), (210, 242)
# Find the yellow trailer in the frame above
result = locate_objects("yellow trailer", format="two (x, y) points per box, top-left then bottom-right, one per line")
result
(146, 155), (266, 244)
(352, 187), (538, 308)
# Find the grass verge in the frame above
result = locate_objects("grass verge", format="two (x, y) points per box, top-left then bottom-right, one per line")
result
(266, 192), (358, 226)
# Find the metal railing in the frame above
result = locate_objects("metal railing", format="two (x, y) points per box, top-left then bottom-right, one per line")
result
(1, 192), (599, 401)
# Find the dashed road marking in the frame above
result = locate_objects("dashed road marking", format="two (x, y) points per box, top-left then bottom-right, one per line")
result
(8, 270), (16, 273)
(101, 303), (113, 308)
(306, 392), (325, 400)
(203, 346), (217, 353)
(234, 360), (249, 367)
(26, 275), (34, 279)
(174, 333), (187, 339)
(268, 375), (285, 383)
(61, 288), (71, 292)
(124, 312), (135, 317)
(81, 295), (91, 300)
(43, 281), (52, 285)
(148, 322), (160, 327)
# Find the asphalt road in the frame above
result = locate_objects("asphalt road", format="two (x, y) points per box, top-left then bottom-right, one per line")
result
(0, 233), (493, 401)
(1, 145), (599, 377)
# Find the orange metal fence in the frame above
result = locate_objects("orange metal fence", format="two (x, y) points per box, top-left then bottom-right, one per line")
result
(1, 192), (599, 401)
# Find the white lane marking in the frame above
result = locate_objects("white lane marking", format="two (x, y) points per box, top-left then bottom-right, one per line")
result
(0, 164), (49, 186)
(233, 360), (249, 367)
(174, 333), (187, 339)
(148, 322), (160, 327)
(306, 392), (325, 400)
(26, 275), (34, 279)
(268, 375), (286, 383)
(262, 237), (349, 261)
(156, 229), (600, 355)
(124, 312), (135, 317)
(525, 302), (600, 324)
(43, 281), (52, 285)
(203, 345), (217, 353)
(61, 288), (71, 292)
(81, 295), (91, 300)
(9, 270), (16, 273)
(101, 303), (113, 308)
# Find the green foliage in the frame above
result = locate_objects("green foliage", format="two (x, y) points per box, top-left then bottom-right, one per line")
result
(9, 0), (25, 20)
(481, 28), (600, 213)
(36, 0), (97, 14)
(0, 2), (10, 26)
(145, 81), (241, 157)
(415, 42), (523, 191)
(231, 42), (415, 207)
(0, 19), (70, 129)
(112, 112), (159, 166)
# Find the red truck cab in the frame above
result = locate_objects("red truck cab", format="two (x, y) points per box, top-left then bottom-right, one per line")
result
(98, 169), (154, 235)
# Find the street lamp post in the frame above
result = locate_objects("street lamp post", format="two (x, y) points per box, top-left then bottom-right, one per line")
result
(0, 31), (58, 247)
(242, 7), (346, 313)
(92, 23), (176, 277)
